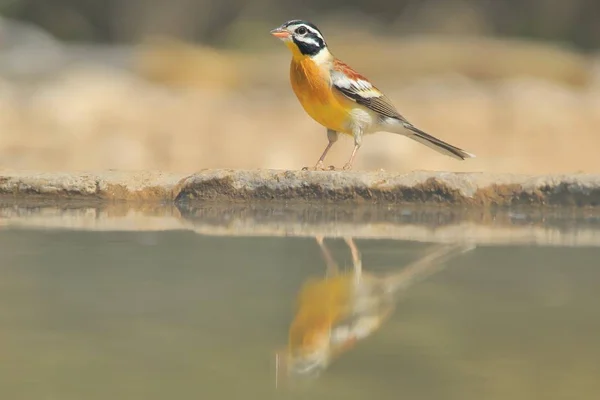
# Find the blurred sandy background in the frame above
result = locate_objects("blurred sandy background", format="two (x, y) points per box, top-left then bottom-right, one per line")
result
(1, 0), (600, 174)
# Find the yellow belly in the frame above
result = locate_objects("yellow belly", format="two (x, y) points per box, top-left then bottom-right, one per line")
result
(288, 274), (353, 353)
(289, 58), (353, 134)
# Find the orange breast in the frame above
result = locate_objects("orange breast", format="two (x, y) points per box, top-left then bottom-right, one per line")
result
(289, 58), (353, 134)
(288, 275), (354, 353)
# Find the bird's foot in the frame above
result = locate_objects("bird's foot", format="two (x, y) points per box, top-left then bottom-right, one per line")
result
(342, 163), (353, 171)
(302, 161), (331, 171)
(302, 162), (341, 171)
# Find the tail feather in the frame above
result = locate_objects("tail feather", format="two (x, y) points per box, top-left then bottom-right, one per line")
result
(401, 124), (476, 160)
(382, 243), (476, 294)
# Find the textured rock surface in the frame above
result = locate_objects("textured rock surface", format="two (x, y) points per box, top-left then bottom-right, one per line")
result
(1, 168), (600, 206)
(0, 169), (187, 201)
(175, 169), (600, 207)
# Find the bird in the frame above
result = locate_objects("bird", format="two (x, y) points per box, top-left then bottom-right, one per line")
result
(270, 19), (476, 171)
(274, 236), (476, 382)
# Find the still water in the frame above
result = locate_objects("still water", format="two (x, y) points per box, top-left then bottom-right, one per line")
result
(1, 204), (600, 399)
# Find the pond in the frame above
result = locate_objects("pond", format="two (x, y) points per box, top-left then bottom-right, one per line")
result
(1, 202), (599, 400)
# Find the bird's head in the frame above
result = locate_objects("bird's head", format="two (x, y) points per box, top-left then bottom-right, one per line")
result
(270, 20), (329, 58)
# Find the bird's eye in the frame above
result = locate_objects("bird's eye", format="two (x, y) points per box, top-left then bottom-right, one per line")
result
(295, 26), (308, 35)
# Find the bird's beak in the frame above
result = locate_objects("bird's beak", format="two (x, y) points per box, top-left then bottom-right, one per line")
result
(270, 27), (290, 39)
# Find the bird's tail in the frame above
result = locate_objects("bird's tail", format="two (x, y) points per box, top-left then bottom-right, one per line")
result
(382, 243), (476, 295)
(395, 123), (476, 160)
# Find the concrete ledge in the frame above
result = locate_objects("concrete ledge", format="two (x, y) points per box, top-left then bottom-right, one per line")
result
(176, 169), (600, 206)
(1, 169), (600, 206)
(0, 169), (187, 202)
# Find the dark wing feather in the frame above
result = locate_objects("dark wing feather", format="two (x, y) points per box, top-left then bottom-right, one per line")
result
(331, 61), (476, 160)
(331, 59), (407, 122)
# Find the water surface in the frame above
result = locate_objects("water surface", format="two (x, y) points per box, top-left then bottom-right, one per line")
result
(1, 203), (599, 399)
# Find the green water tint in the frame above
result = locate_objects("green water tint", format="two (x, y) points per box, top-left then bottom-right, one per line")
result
(1, 204), (599, 399)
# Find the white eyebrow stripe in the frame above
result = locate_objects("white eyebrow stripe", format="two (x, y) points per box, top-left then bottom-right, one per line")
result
(305, 27), (323, 41)
(289, 23), (324, 41)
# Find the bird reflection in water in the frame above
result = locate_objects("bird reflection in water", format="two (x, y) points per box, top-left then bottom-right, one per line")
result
(275, 237), (475, 386)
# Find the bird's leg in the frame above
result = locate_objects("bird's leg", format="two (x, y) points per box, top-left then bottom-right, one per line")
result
(304, 129), (339, 171)
(316, 235), (340, 277)
(343, 237), (362, 284)
(343, 130), (363, 171)
(343, 145), (360, 171)
(314, 142), (334, 171)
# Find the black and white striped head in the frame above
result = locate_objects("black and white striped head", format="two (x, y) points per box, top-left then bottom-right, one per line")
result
(270, 20), (328, 57)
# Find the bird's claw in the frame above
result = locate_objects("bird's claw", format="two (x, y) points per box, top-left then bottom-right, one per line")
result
(302, 161), (328, 171)
(302, 163), (342, 171)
